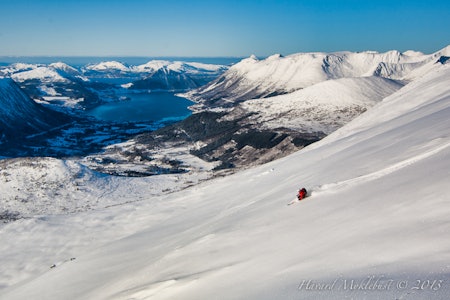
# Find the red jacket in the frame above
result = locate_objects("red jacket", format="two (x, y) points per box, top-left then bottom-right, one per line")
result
(298, 189), (307, 200)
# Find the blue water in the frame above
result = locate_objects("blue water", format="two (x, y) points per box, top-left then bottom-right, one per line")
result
(87, 92), (193, 123)
(1, 56), (236, 124)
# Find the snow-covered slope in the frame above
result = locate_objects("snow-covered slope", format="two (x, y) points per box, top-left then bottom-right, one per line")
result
(85, 61), (130, 72)
(0, 157), (210, 217)
(0, 78), (66, 141)
(0, 63), (38, 76)
(128, 61), (228, 90)
(133, 60), (227, 74)
(10, 66), (68, 82)
(1, 62), (94, 110)
(49, 62), (88, 81)
(81, 59), (227, 81)
(129, 67), (200, 91)
(1, 62), (449, 299)
(185, 46), (450, 108)
(239, 76), (403, 133)
(10, 63), (88, 83)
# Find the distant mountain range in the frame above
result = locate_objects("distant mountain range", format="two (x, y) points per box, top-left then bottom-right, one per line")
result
(0, 60), (229, 111)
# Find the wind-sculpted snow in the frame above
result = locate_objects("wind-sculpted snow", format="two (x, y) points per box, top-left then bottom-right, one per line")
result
(0, 60), (449, 299)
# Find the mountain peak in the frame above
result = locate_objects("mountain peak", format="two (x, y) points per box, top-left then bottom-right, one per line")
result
(402, 50), (424, 57)
(86, 61), (129, 72)
(437, 44), (450, 56)
(266, 53), (283, 61)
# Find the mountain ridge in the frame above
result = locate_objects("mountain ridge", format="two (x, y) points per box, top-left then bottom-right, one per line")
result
(184, 46), (450, 110)
(0, 78), (67, 142)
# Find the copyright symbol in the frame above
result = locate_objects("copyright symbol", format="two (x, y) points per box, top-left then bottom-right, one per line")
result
(397, 280), (408, 289)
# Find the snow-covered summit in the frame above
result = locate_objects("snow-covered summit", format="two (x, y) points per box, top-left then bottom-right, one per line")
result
(132, 60), (227, 74)
(0, 63), (38, 76)
(436, 44), (450, 56)
(85, 61), (129, 72)
(132, 60), (172, 72)
(402, 49), (424, 57)
(0, 61), (102, 80)
(126, 60), (228, 91)
(10, 66), (67, 82)
(185, 46), (450, 107)
(1, 62), (85, 82)
(49, 62), (79, 74)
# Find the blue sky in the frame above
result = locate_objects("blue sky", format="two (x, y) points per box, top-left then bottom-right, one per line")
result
(0, 0), (449, 57)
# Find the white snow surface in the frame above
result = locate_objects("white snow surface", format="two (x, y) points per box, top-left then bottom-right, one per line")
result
(0, 157), (213, 218)
(49, 62), (79, 74)
(10, 66), (68, 82)
(132, 60), (227, 74)
(240, 76), (403, 133)
(86, 61), (130, 72)
(0, 63), (38, 76)
(81, 59), (227, 74)
(186, 46), (450, 105)
(7, 63), (85, 83)
(1, 61), (450, 299)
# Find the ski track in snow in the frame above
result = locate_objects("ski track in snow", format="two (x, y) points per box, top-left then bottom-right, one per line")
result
(312, 138), (450, 196)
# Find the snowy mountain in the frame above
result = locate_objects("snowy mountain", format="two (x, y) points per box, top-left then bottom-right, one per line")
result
(132, 60), (227, 74)
(4, 62), (86, 83)
(0, 57), (449, 299)
(172, 47), (449, 170)
(128, 61), (228, 91)
(49, 62), (88, 81)
(10, 66), (68, 82)
(129, 67), (201, 91)
(1, 62), (100, 110)
(83, 60), (227, 86)
(160, 51), (419, 170)
(0, 63), (38, 76)
(184, 46), (450, 109)
(0, 59), (228, 111)
(0, 78), (67, 142)
(238, 76), (403, 134)
(85, 61), (130, 72)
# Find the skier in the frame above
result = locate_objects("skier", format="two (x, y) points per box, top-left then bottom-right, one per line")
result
(297, 188), (307, 201)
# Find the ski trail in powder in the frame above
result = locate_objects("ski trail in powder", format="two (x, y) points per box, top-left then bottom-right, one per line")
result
(312, 138), (450, 196)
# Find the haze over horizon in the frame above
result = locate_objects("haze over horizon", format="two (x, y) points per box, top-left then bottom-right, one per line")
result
(0, 0), (449, 57)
